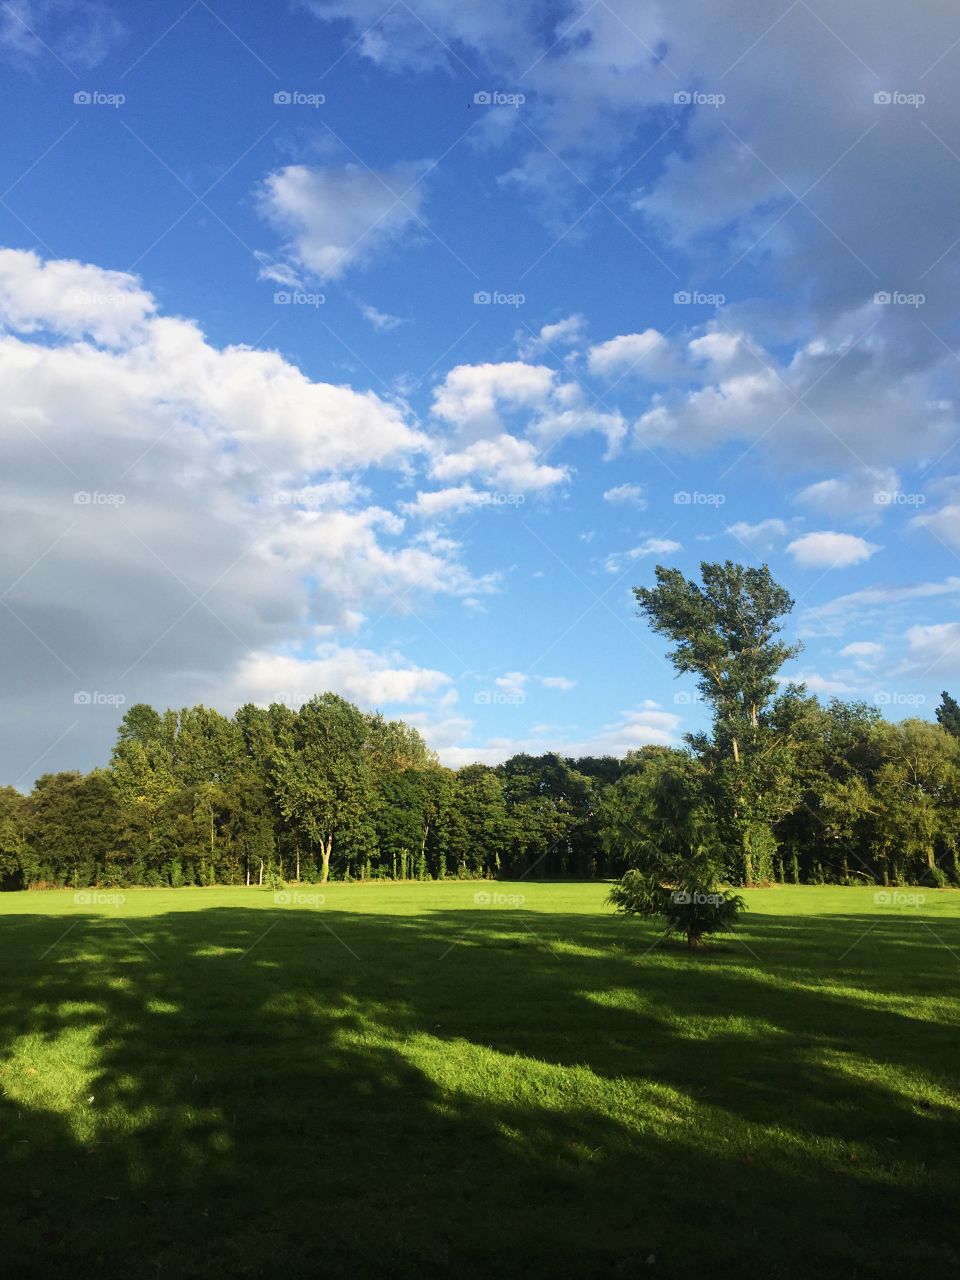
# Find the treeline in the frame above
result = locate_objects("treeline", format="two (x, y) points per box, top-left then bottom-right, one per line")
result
(2, 688), (960, 890)
(0, 696), (625, 889)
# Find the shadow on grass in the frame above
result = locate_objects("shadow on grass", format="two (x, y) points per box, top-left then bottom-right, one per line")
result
(1, 903), (958, 1279)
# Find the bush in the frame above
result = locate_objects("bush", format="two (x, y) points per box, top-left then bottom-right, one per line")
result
(608, 869), (745, 948)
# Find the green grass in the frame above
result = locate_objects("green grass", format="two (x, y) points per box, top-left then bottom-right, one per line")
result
(1, 883), (958, 1278)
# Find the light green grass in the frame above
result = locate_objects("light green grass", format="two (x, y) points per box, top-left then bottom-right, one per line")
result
(1, 883), (958, 1278)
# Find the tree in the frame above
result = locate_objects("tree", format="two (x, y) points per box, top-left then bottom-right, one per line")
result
(602, 753), (745, 947)
(271, 695), (377, 883)
(935, 691), (960, 739)
(635, 561), (801, 884)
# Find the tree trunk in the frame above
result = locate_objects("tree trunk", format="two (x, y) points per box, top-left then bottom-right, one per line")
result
(320, 836), (332, 884)
(296, 848), (301, 883)
(258, 858), (264, 886)
(687, 930), (703, 949)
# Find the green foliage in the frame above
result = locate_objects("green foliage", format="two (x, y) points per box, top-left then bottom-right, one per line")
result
(602, 753), (746, 946)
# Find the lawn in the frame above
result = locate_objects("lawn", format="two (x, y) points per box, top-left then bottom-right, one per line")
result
(1, 883), (958, 1278)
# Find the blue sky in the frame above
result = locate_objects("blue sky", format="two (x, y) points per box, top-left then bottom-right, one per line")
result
(1, 0), (959, 782)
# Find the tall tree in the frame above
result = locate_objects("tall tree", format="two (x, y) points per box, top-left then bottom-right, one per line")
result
(635, 561), (801, 884)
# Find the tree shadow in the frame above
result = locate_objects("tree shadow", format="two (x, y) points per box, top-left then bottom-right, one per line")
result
(0, 900), (958, 1278)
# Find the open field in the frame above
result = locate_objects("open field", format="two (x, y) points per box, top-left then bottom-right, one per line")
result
(1, 883), (958, 1278)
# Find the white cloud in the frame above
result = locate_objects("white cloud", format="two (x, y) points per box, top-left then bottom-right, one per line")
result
(726, 518), (790, 551)
(227, 644), (451, 708)
(431, 433), (568, 493)
(257, 162), (426, 282)
(540, 675), (576, 690)
(604, 537), (681, 573)
(786, 531), (881, 569)
(495, 671), (528, 696)
(587, 329), (676, 381)
(401, 485), (494, 519)
(0, 248), (491, 781)
(603, 483), (646, 508)
(911, 502), (960, 547)
(517, 313), (585, 359)
(787, 671), (857, 696)
(432, 361), (556, 436)
(903, 623), (960, 677)
(438, 702), (682, 767)
(360, 303), (405, 331)
(840, 641), (884, 658)
(1, 0), (122, 69)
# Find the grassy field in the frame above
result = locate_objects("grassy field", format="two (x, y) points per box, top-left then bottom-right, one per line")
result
(1, 883), (958, 1279)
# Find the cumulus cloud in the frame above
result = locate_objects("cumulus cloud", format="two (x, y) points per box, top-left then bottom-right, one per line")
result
(0, 248), (490, 781)
(587, 329), (677, 381)
(257, 162), (427, 282)
(225, 645), (451, 709)
(786, 531), (881, 569)
(516, 313), (585, 360)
